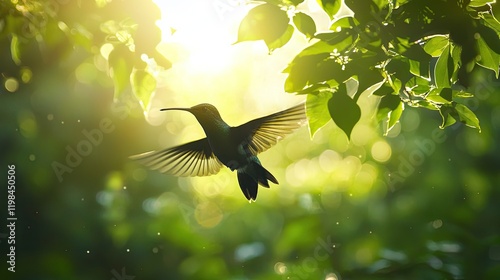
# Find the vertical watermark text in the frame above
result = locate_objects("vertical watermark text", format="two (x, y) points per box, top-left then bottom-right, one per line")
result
(6, 165), (17, 272)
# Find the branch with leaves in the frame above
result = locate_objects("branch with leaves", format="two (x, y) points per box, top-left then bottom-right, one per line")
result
(235, 0), (500, 138)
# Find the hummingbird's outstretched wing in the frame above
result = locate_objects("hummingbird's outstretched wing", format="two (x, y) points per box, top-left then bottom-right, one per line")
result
(233, 103), (306, 155)
(130, 138), (224, 177)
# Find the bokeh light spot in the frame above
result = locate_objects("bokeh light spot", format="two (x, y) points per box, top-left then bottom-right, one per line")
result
(106, 171), (124, 190)
(318, 149), (341, 173)
(432, 219), (443, 229)
(325, 273), (339, 280)
(20, 67), (33, 83)
(195, 201), (223, 228)
(371, 140), (392, 162)
(18, 111), (38, 138)
(274, 262), (287, 275)
(5, 78), (19, 92)
(75, 62), (98, 84)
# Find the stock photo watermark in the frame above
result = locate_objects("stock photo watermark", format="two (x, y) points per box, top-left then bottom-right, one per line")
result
(6, 165), (17, 273)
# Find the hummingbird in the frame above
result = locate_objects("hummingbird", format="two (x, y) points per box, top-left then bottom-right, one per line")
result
(130, 103), (306, 201)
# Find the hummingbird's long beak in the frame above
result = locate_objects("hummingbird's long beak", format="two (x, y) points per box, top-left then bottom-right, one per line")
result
(160, 108), (191, 112)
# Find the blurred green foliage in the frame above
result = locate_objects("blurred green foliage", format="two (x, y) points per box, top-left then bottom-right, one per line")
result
(1, 0), (500, 280)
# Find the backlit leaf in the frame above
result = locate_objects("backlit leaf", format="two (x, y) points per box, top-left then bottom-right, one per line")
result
(108, 45), (134, 101)
(454, 103), (481, 131)
(328, 84), (361, 139)
(426, 88), (452, 104)
(317, 0), (342, 19)
(267, 24), (294, 53)
(439, 104), (457, 129)
(293, 12), (316, 39)
(131, 70), (156, 111)
(424, 36), (449, 57)
(434, 44), (452, 88)
(476, 34), (500, 77)
(236, 4), (289, 47)
(306, 90), (333, 138)
(387, 101), (404, 133)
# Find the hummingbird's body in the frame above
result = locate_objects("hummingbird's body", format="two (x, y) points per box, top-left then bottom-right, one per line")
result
(131, 103), (306, 201)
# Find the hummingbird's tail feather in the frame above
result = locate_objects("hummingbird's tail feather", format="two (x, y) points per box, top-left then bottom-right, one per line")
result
(237, 170), (258, 201)
(237, 162), (279, 201)
(257, 163), (278, 187)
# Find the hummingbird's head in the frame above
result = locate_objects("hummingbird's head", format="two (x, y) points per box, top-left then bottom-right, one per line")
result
(188, 103), (222, 119)
(160, 103), (223, 124)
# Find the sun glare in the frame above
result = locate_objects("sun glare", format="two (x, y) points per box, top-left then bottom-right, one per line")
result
(154, 0), (245, 74)
(148, 0), (307, 127)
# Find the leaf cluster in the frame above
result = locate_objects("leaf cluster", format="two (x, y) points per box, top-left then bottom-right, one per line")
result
(236, 0), (500, 138)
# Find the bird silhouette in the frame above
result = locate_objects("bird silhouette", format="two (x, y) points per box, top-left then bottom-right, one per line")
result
(130, 103), (306, 201)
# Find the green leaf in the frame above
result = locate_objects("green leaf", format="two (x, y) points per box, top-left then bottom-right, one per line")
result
(423, 36), (449, 57)
(426, 88), (452, 104)
(314, 29), (354, 53)
(438, 102), (481, 130)
(402, 44), (431, 79)
(108, 45), (134, 101)
(293, 12), (316, 39)
(454, 103), (481, 131)
(284, 54), (345, 93)
(402, 44), (432, 62)
(316, 0), (342, 19)
(385, 58), (411, 91)
(376, 93), (403, 133)
(296, 83), (330, 95)
(377, 94), (400, 121)
(267, 24), (294, 53)
(469, 0), (495, 7)
(406, 76), (431, 96)
(412, 100), (439, 110)
(346, 59), (384, 97)
(387, 101), (404, 133)
(477, 23), (500, 54)
(292, 40), (335, 58)
(450, 44), (462, 83)
(306, 91), (333, 138)
(453, 90), (474, 98)
(439, 104), (457, 129)
(476, 34), (500, 77)
(372, 84), (394, 97)
(434, 44), (452, 88)
(131, 70), (157, 111)
(236, 4), (289, 47)
(328, 84), (361, 139)
(330, 16), (356, 31)
(482, 12), (500, 34)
